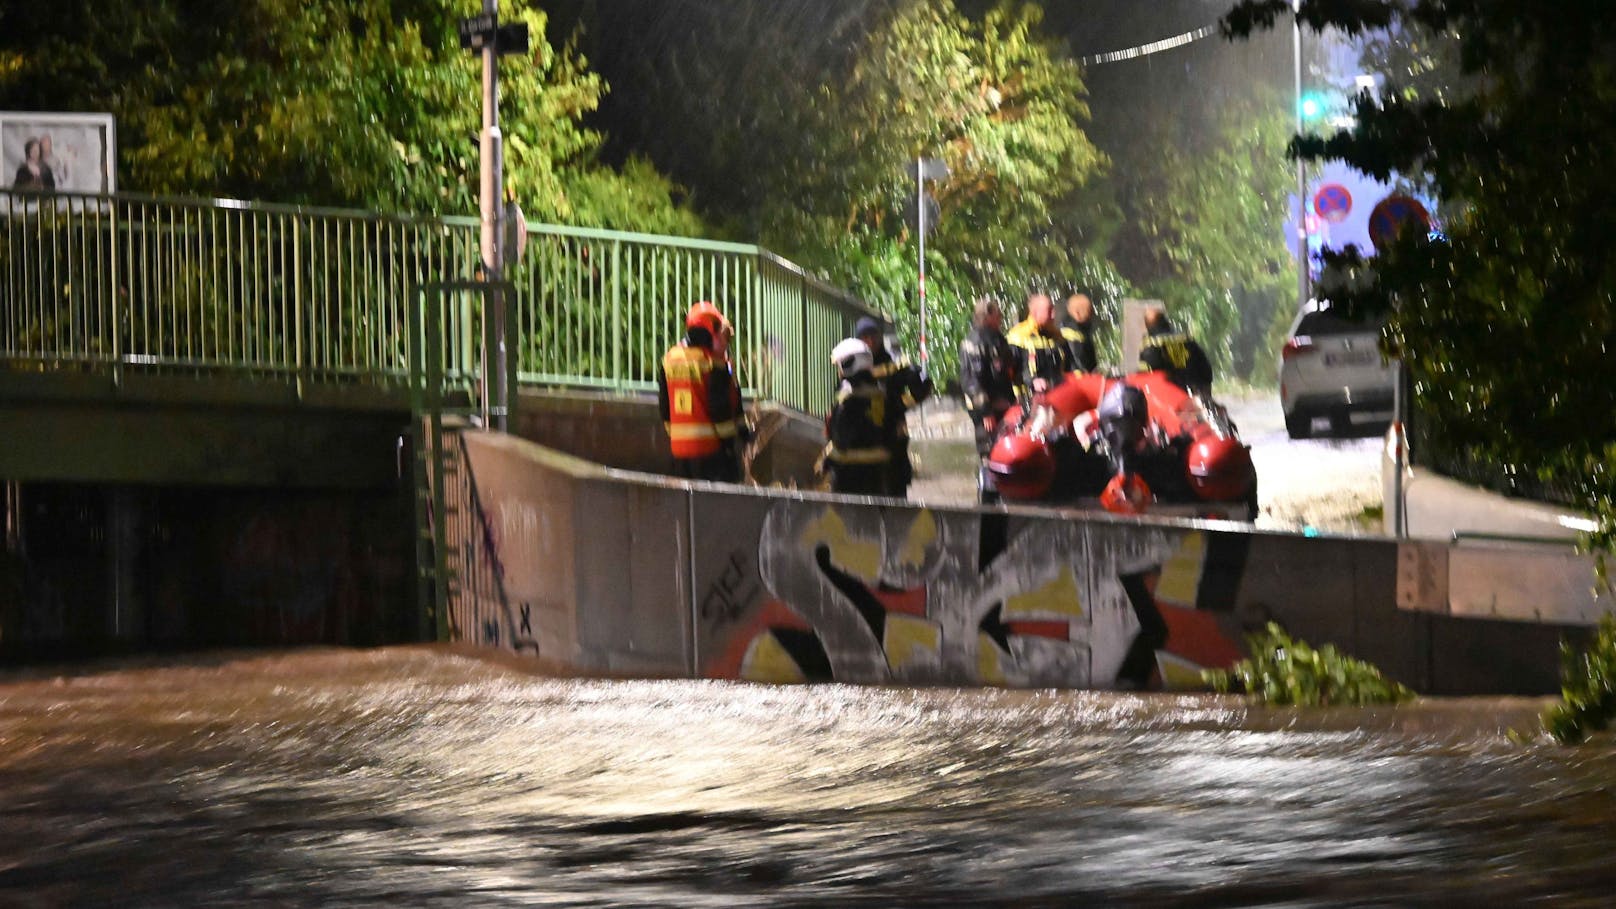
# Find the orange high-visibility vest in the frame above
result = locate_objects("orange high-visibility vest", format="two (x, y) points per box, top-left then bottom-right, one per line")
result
(662, 344), (737, 458)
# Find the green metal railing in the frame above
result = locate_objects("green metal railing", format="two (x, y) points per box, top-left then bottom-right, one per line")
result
(1, 189), (878, 414)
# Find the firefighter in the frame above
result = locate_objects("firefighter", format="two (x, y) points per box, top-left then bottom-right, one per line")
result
(958, 296), (1018, 457)
(824, 337), (892, 496)
(1137, 308), (1214, 396)
(1061, 292), (1099, 373)
(657, 301), (747, 482)
(1005, 292), (1077, 400)
(854, 317), (933, 498)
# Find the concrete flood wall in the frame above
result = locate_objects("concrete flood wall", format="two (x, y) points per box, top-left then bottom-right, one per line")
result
(455, 430), (1592, 695)
(512, 388), (828, 489)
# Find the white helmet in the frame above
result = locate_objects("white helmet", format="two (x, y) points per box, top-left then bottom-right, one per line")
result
(831, 337), (874, 379)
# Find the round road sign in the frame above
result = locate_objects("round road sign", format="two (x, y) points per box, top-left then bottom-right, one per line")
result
(1313, 184), (1352, 223)
(1368, 194), (1431, 250)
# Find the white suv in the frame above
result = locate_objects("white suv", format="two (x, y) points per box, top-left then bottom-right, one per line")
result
(1278, 299), (1396, 439)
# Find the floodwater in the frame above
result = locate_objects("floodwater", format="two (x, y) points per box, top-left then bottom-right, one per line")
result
(2, 648), (1614, 907)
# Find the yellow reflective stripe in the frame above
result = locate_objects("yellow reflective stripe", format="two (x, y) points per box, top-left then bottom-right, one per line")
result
(668, 423), (721, 441)
(830, 447), (891, 464)
(669, 419), (738, 441)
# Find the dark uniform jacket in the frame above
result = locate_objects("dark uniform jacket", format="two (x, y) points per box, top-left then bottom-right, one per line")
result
(1004, 317), (1077, 397)
(869, 347), (933, 496)
(1138, 325), (1214, 393)
(825, 378), (892, 495)
(1060, 315), (1098, 373)
(958, 324), (1018, 417)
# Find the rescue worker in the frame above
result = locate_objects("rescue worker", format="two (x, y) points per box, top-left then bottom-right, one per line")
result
(1005, 292), (1077, 400)
(1061, 292), (1099, 373)
(823, 337), (892, 496)
(854, 316), (933, 498)
(657, 301), (747, 482)
(1137, 308), (1214, 396)
(958, 296), (1018, 457)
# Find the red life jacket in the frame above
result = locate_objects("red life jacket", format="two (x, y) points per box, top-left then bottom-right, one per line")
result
(662, 344), (736, 458)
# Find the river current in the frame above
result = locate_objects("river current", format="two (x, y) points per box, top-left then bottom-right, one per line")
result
(2, 647), (1613, 907)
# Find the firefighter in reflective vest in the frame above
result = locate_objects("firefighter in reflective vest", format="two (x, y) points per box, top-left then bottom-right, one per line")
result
(854, 317), (933, 498)
(658, 301), (746, 482)
(1137, 307), (1214, 396)
(1005, 292), (1077, 401)
(824, 337), (892, 496)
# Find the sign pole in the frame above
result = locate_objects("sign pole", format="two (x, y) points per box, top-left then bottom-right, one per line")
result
(1292, 1), (1310, 309)
(916, 158), (928, 371)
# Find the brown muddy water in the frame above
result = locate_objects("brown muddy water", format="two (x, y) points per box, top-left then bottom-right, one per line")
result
(1, 647), (1613, 907)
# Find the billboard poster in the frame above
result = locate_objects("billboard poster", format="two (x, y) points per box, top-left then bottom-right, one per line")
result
(0, 112), (117, 198)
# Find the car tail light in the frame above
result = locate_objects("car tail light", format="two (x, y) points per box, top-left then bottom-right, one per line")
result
(1281, 336), (1316, 361)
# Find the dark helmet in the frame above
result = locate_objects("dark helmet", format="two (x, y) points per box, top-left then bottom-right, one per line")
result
(1098, 382), (1149, 453)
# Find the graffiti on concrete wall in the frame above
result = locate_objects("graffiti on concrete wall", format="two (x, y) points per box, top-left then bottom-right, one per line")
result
(455, 490), (542, 657)
(706, 501), (1250, 690)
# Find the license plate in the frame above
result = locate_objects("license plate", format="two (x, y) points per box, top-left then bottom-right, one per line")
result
(1325, 351), (1374, 366)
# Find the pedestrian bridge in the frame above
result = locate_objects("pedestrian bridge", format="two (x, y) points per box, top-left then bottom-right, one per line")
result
(0, 188), (875, 479)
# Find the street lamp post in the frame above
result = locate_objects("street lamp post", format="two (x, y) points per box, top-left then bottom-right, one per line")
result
(479, 0), (507, 431)
(459, 1), (527, 431)
(1293, 0), (1311, 310)
(913, 156), (949, 372)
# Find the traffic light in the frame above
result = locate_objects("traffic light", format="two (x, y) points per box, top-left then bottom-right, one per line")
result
(1299, 92), (1326, 120)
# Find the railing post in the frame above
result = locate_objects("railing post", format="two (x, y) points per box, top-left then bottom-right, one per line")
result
(612, 237), (623, 391)
(292, 217), (305, 400)
(799, 271), (810, 414)
(110, 197), (123, 389)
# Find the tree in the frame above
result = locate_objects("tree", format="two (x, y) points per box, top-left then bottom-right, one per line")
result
(1225, 0), (1616, 537)
(1102, 97), (1296, 380)
(0, 0), (701, 233)
(545, 0), (1113, 382)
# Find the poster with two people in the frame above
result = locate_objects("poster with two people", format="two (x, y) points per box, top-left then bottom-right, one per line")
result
(1, 111), (116, 212)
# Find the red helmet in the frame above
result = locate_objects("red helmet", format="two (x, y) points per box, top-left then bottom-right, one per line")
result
(986, 434), (1056, 501)
(686, 301), (726, 336)
(1185, 436), (1255, 502)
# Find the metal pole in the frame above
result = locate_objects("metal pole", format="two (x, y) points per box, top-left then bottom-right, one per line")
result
(1293, 1), (1310, 309)
(479, 0), (508, 431)
(916, 158), (928, 370)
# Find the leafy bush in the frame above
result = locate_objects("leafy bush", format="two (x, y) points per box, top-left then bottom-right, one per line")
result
(1204, 622), (1416, 707)
(1542, 613), (1616, 745)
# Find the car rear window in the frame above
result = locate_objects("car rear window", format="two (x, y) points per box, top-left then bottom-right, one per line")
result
(1296, 308), (1378, 337)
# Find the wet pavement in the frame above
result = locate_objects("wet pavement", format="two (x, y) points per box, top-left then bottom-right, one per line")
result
(2, 647), (1614, 907)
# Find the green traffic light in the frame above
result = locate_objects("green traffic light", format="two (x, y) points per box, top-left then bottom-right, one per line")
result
(1299, 93), (1324, 119)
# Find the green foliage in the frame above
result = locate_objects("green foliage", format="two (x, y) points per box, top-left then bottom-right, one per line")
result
(762, 0), (1112, 383)
(1088, 88), (1296, 385)
(0, 0), (700, 233)
(1224, 0), (1616, 540)
(1204, 622), (1416, 707)
(1542, 613), (1616, 745)
(546, 0), (1115, 384)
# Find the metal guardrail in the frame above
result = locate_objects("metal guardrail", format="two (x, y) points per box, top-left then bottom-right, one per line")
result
(0, 190), (878, 414)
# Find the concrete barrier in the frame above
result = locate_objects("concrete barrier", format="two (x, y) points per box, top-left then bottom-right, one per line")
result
(451, 429), (1594, 694)
(512, 388), (827, 489)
